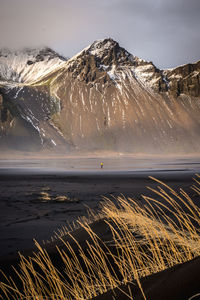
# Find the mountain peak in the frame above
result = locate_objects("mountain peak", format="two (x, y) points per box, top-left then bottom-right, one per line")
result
(0, 46), (67, 84)
(67, 38), (133, 65)
(0, 46), (66, 62)
(66, 38), (166, 91)
(87, 38), (133, 64)
(65, 38), (136, 87)
(32, 47), (67, 62)
(89, 38), (119, 55)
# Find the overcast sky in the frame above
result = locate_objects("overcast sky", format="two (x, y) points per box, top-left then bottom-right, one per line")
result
(0, 0), (199, 69)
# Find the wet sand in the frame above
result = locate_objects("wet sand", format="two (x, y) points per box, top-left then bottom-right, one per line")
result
(0, 155), (200, 299)
(0, 156), (200, 258)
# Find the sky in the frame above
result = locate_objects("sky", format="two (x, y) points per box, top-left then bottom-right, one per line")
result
(0, 0), (199, 69)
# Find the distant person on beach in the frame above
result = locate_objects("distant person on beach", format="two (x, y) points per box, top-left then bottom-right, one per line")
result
(100, 162), (103, 169)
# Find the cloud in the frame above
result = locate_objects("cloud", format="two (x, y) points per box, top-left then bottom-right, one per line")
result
(0, 0), (199, 68)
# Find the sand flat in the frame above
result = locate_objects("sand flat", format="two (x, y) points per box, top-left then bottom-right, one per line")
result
(0, 155), (200, 257)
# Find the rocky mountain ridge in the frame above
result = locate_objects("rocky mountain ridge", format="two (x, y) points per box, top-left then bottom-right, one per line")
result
(62, 39), (168, 92)
(0, 38), (199, 153)
(164, 60), (200, 97)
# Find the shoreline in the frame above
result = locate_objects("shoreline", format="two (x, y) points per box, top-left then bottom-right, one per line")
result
(0, 166), (199, 258)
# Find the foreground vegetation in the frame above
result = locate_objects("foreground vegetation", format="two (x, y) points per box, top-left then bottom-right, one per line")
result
(1, 176), (200, 299)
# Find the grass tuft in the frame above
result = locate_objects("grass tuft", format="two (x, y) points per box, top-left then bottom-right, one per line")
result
(1, 176), (200, 299)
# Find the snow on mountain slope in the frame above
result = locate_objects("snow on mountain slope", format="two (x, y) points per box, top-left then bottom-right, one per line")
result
(64, 38), (168, 93)
(0, 47), (67, 84)
(0, 38), (199, 153)
(44, 39), (200, 153)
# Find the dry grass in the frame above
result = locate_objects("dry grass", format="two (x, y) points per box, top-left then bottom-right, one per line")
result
(1, 175), (200, 299)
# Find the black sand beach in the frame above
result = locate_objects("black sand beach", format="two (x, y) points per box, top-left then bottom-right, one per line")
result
(1, 155), (200, 299)
(0, 156), (200, 258)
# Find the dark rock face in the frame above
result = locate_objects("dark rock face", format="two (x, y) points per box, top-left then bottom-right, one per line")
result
(0, 85), (71, 151)
(66, 38), (169, 93)
(0, 94), (13, 140)
(0, 91), (42, 151)
(164, 61), (200, 97)
(0, 39), (199, 153)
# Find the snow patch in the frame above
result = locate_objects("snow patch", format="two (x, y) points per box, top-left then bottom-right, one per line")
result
(51, 139), (57, 146)
(99, 64), (109, 71)
(107, 65), (118, 80)
(0, 48), (66, 84)
(89, 40), (113, 58)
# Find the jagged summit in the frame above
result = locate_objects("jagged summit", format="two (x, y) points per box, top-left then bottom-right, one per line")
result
(88, 38), (133, 62)
(65, 38), (167, 92)
(68, 38), (134, 67)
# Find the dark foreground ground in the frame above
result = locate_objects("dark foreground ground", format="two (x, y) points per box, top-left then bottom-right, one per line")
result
(94, 254), (200, 300)
(0, 156), (200, 299)
(0, 218), (200, 300)
(0, 155), (200, 258)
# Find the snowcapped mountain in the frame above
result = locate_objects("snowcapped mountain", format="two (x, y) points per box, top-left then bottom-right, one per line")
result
(62, 39), (168, 92)
(0, 38), (199, 153)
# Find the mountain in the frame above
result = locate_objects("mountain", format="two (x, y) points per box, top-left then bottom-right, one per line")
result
(0, 38), (200, 153)
(0, 47), (66, 83)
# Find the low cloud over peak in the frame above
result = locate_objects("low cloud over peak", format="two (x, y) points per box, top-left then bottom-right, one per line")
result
(0, 0), (199, 69)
